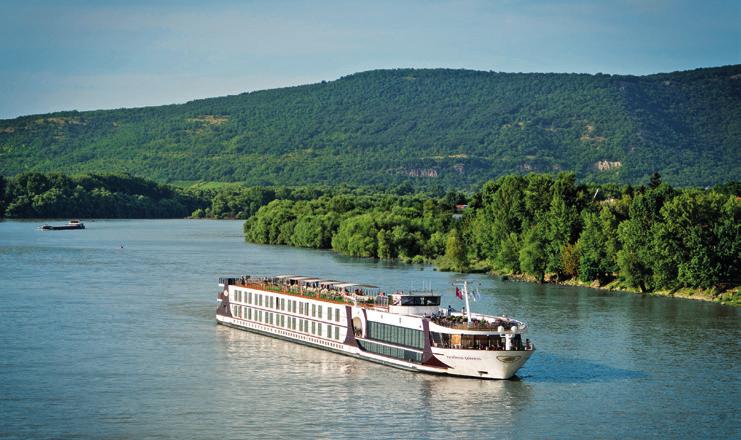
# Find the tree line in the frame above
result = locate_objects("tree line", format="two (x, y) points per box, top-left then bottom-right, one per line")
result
(241, 172), (739, 295)
(0, 173), (205, 218)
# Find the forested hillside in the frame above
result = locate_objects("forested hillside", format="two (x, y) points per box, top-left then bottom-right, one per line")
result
(1, 66), (739, 188)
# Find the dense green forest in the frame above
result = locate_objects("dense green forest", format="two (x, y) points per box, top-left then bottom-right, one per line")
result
(0, 173), (207, 218)
(1, 66), (739, 188)
(242, 173), (739, 301)
(0, 172), (351, 219)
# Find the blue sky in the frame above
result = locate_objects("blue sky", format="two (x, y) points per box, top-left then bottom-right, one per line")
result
(1, 0), (738, 119)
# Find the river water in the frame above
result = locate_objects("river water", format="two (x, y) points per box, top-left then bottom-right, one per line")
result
(0, 219), (738, 439)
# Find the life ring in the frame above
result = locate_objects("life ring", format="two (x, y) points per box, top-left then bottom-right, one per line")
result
(223, 289), (229, 298)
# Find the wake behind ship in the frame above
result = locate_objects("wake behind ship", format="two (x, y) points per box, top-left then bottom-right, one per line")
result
(216, 275), (534, 379)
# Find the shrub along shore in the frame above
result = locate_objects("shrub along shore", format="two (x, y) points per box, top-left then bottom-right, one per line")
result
(2, 172), (738, 305)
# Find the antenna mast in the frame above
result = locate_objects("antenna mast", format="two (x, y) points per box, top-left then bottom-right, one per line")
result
(462, 280), (472, 325)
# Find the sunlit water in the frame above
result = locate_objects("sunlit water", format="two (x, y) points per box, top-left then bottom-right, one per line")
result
(0, 220), (738, 439)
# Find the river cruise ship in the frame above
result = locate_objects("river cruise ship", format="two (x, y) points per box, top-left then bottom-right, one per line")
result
(216, 275), (535, 379)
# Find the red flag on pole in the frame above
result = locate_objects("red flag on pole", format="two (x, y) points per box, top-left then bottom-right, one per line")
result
(455, 287), (463, 300)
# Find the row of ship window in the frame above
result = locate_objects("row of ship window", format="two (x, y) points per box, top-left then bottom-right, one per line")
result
(358, 340), (423, 364)
(232, 289), (342, 323)
(230, 304), (342, 341)
(367, 321), (425, 350)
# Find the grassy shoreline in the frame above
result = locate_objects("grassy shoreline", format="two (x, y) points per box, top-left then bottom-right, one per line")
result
(481, 269), (740, 306)
(392, 254), (740, 305)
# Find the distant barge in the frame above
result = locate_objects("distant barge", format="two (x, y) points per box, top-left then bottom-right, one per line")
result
(39, 219), (85, 231)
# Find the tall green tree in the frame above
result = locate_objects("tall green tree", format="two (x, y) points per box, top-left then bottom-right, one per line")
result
(652, 191), (739, 289)
(577, 210), (609, 282)
(444, 228), (468, 271)
(616, 184), (675, 291)
(520, 222), (547, 282)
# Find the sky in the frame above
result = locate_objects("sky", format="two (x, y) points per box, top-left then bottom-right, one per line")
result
(0, 0), (739, 119)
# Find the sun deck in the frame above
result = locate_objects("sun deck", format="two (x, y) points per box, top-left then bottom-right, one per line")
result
(221, 276), (392, 311)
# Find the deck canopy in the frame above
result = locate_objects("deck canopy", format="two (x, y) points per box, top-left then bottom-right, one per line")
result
(333, 282), (379, 295)
(298, 278), (322, 289)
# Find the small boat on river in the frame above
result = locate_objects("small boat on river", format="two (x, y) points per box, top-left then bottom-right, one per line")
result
(39, 219), (85, 231)
(216, 275), (535, 379)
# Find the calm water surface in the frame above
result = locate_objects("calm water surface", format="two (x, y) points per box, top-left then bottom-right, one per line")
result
(0, 220), (738, 439)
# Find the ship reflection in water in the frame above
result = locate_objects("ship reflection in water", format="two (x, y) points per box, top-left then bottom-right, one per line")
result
(217, 324), (532, 437)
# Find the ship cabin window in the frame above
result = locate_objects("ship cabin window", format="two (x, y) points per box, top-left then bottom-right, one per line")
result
(312, 304), (316, 317)
(400, 296), (440, 306)
(258, 295), (263, 307)
(430, 332), (508, 350)
(317, 323), (322, 335)
(248, 291), (252, 304)
(368, 322), (424, 349)
(335, 326), (340, 340)
(317, 305), (322, 319)
(248, 308), (252, 320)
(358, 341), (422, 364)
(281, 298), (285, 311)
(299, 302), (303, 314)
(335, 309), (340, 322)
(311, 322), (316, 334)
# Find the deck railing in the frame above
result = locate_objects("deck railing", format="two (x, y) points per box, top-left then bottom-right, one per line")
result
(222, 277), (389, 310)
